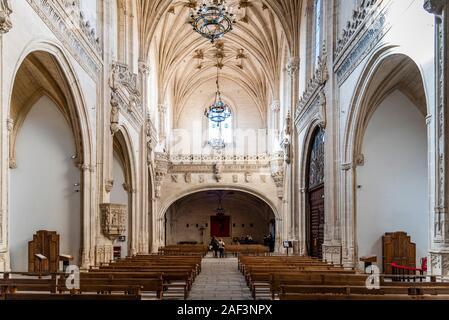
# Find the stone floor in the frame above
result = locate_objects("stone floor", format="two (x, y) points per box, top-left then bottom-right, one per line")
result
(187, 256), (252, 300)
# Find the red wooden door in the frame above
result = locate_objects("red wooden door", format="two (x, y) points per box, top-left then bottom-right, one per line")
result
(210, 216), (230, 237)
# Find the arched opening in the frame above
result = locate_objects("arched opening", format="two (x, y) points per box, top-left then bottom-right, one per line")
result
(9, 51), (84, 270)
(354, 54), (429, 272)
(111, 130), (134, 259)
(306, 127), (325, 259)
(164, 190), (276, 248)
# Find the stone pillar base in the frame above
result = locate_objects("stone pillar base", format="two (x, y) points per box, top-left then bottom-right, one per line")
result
(0, 250), (10, 272)
(430, 251), (449, 278)
(322, 245), (342, 265)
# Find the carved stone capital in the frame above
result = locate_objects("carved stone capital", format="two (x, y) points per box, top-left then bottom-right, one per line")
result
(424, 0), (446, 15)
(0, 0), (13, 34)
(99, 203), (127, 241)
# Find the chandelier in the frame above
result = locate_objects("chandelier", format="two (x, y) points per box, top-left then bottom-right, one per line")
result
(215, 192), (225, 216)
(190, 0), (236, 43)
(204, 64), (231, 123)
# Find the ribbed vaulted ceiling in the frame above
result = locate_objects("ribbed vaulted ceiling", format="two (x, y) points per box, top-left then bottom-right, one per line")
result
(137, 1), (302, 124)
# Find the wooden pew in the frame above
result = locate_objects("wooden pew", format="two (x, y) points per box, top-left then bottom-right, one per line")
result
(0, 293), (141, 300)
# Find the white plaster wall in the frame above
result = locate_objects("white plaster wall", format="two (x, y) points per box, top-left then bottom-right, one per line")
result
(10, 96), (81, 270)
(175, 79), (265, 155)
(356, 90), (428, 269)
(110, 153), (129, 258)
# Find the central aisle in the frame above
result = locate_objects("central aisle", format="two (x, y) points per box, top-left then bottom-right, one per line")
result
(188, 256), (252, 300)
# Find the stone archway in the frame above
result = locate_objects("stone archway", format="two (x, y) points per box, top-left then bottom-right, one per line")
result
(7, 49), (91, 270)
(342, 50), (429, 269)
(163, 190), (277, 249)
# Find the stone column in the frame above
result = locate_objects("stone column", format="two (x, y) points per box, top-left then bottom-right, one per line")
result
(138, 60), (150, 254)
(424, 0), (449, 276)
(285, 57), (299, 240)
(0, 0), (12, 272)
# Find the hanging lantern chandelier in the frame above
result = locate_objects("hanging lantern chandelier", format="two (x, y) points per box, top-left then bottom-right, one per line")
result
(190, 0), (236, 43)
(205, 63), (231, 123)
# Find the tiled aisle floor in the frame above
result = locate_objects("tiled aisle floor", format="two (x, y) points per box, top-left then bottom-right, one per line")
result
(187, 256), (252, 300)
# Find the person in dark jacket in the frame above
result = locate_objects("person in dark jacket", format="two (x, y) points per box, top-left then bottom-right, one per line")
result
(210, 236), (219, 258)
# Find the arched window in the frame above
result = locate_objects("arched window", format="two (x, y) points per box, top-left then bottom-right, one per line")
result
(313, 0), (323, 66)
(208, 113), (233, 149)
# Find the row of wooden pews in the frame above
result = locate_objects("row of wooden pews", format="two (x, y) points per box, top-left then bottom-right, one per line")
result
(225, 245), (269, 256)
(239, 255), (449, 300)
(1, 251), (203, 300)
(0, 272), (142, 300)
(91, 254), (202, 299)
(158, 245), (208, 256)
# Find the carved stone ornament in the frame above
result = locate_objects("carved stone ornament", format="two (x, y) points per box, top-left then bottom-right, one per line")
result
(423, 0), (446, 15)
(0, 0), (12, 33)
(297, 45), (328, 112)
(185, 172), (192, 183)
(110, 93), (120, 135)
(271, 171), (284, 199)
(213, 162), (224, 182)
(287, 57), (300, 77)
(100, 203), (127, 241)
(105, 179), (114, 193)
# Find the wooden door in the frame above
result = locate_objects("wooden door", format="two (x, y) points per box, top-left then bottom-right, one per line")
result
(309, 186), (324, 259)
(307, 128), (325, 259)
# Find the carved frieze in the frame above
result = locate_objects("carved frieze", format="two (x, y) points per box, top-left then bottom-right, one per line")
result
(100, 203), (127, 241)
(26, 0), (102, 80)
(334, 1), (391, 85)
(335, 0), (379, 58)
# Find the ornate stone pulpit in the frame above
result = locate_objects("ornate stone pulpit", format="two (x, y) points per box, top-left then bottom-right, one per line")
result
(100, 203), (127, 240)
